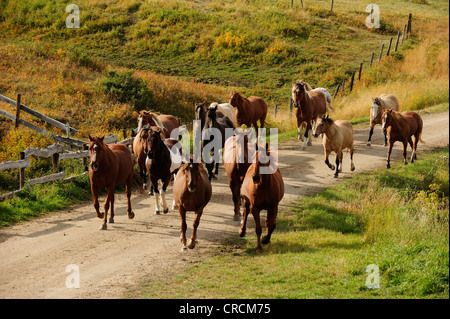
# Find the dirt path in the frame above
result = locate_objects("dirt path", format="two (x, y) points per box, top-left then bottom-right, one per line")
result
(0, 111), (448, 299)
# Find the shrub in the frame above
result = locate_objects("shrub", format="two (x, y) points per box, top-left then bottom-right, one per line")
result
(100, 70), (154, 111)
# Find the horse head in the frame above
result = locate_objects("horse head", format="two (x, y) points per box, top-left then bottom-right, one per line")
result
(181, 160), (201, 192)
(229, 92), (243, 109)
(381, 108), (394, 132)
(138, 111), (165, 133)
(313, 115), (333, 137)
(371, 97), (383, 118)
(252, 143), (271, 184)
(292, 81), (309, 107)
(88, 135), (106, 172)
(144, 128), (163, 160)
(206, 104), (219, 128)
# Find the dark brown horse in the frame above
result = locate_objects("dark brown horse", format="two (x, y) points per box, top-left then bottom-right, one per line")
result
(381, 109), (424, 169)
(88, 135), (135, 230)
(194, 101), (224, 132)
(173, 160), (212, 252)
(137, 110), (179, 139)
(229, 92), (268, 134)
(223, 133), (255, 220)
(202, 104), (235, 180)
(144, 127), (182, 214)
(292, 80), (330, 150)
(240, 143), (284, 252)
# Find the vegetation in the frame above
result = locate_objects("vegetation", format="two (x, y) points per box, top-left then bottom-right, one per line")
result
(130, 147), (449, 298)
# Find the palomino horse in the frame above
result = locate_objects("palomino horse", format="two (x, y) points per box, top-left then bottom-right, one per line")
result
(144, 127), (182, 214)
(313, 115), (355, 178)
(229, 92), (268, 134)
(240, 143), (284, 252)
(367, 94), (400, 146)
(137, 110), (179, 138)
(381, 109), (424, 169)
(202, 104), (235, 180)
(173, 160), (212, 252)
(224, 133), (256, 220)
(88, 135), (135, 230)
(209, 102), (237, 127)
(292, 80), (331, 150)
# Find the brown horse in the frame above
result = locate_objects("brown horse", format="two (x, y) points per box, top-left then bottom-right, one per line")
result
(292, 80), (330, 150)
(144, 127), (182, 214)
(194, 101), (224, 135)
(313, 115), (355, 178)
(137, 110), (179, 139)
(223, 133), (255, 220)
(173, 160), (212, 252)
(229, 92), (268, 134)
(133, 127), (151, 190)
(367, 94), (400, 146)
(88, 135), (135, 230)
(240, 143), (284, 252)
(381, 109), (424, 169)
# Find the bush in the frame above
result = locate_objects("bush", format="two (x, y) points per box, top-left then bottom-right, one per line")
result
(100, 70), (154, 111)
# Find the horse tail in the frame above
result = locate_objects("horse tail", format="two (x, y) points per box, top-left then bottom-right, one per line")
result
(133, 172), (147, 194)
(418, 131), (426, 144)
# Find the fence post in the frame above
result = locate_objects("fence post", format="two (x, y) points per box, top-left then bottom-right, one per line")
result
(401, 24), (407, 44)
(370, 52), (375, 67)
(330, 0), (334, 12)
(333, 84), (341, 99)
(358, 62), (363, 81)
(122, 128), (127, 140)
(274, 104), (278, 117)
(407, 13), (412, 36)
(19, 151), (25, 189)
(378, 43), (384, 62)
(52, 153), (59, 174)
(66, 122), (72, 151)
(341, 78), (346, 96)
(349, 72), (356, 92)
(395, 30), (401, 52)
(15, 94), (21, 129)
(386, 37), (393, 56)
(83, 144), (89, 171)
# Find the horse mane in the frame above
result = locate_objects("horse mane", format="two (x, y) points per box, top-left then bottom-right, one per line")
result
(294, 80), (312, 100)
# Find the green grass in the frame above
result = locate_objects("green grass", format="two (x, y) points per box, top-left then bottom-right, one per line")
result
(130, 146), (449, 299)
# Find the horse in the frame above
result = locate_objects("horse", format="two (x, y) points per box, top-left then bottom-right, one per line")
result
(202, 104), (235, 180)
(292, 80), (331, 150)
(195, 101), (224, 130)
(229, 92), (268, 135)
(223, 133), (255, 220)
(240, 143), (284, 252)
(133, 127), (151, 190)
(209, 102), (237, 127)
(367, 94), (400, 146)
(88, 135), (135, 230)
(313, 115), (355, 178)
(144, 127), (182, 214)
(381, 109), (424, 169)
(173, 160), (212, 252)
(137, 110), (179, 139)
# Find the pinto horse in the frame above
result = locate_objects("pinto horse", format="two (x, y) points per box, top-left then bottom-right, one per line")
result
(292, 80), (331, 150)
(367, 94), (400, 146)
(224, 133), (255, 220)
(202, 104), (235, 180)
(229, 92), (268, 134)
(137, 110), (179, 139)
(144, 127), (182, 214)
(313, 115), (355, 178)
(195, 101), (224, 131)
(381, 109), (424, 169)
(88, 135), (135, 230)
(173, 160), (212, 252)
(240, 143), (284, 252)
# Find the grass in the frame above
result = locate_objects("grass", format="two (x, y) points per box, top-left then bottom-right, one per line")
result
(130, 147), (449, 299)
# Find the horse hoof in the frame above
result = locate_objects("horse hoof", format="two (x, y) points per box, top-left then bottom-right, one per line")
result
(307, 141), (312, 146)
(163, 208), (169, 214)
(239, 230), (246, 237)
(351, 165), (355, 172)
(233, 214), (241, 221)
(333, 174), (339, 178)
(367, 142), (371, 147)
(262, 236), (271, 245)
(148, 190), (154, 196)
(154, 210), (161, 215)
(330, 165), (335, 170)
(99, 224), (107, 230)
(386, 164), (391, 169)
(384, 142), (388, 147)
(188, 241), (196, 249)
(108, 218), (114, 224)
(181, 247), (188, 253)
(97, 212), (104, 219)
(128, 211), (135, 219)
(143, 183), (147, 190)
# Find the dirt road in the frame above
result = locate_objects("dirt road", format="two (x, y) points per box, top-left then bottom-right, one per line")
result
(0, 111), (448, 299)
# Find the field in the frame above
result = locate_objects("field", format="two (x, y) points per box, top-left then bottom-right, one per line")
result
(0, 0), (448, 300)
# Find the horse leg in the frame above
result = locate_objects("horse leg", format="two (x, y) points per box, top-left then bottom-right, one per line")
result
(384, 131), (388, 147)
(231, 183), (242, 221)
(297, 121), (304, 141)
(126, 173), (134, 219)
(100, 187), (113, 230)
(334, 151), (341, 178)
(151, 179), (162, 215)
(386, 141), (394, 169)
(324, 150), (335, 171)
(251, 206), (263, 252)
(402, 140), (408, 165)
(262, 205), (278, 245)
(179, 206), (188, 252)
(108, 192), (115, 224)
(160, 180), (170, 214)
(302, 122), (312, 150)
(408, 137), (415, 163)
(367, 123), (374, 146)
(91, 185), (103, 219)
(239, 198), (250, 237)
(188, 208), (203, 249)
(350, 146), (356, 171)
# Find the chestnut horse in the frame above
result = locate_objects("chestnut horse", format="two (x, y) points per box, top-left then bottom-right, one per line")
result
(313, 115), (355, 178)
(203, 104), (235, 180)
(292, 80), (331, 150)
(229, 92), (268, 134)
(223, 133), (255, 220)
(144, 127), (182, 214)
(240, 143), (284, 252)
(381, 109), (424, 169)
(173, 160), (212, 252)
(137, 110), (179, 139)
(88, 135), (135, 230)
(367, 94), (400, 146)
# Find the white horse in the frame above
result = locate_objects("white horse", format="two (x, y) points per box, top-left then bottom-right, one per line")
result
(209, 102), (237, 127)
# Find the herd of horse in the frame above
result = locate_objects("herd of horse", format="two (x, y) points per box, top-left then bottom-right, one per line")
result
(87, 81), (424, 251)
